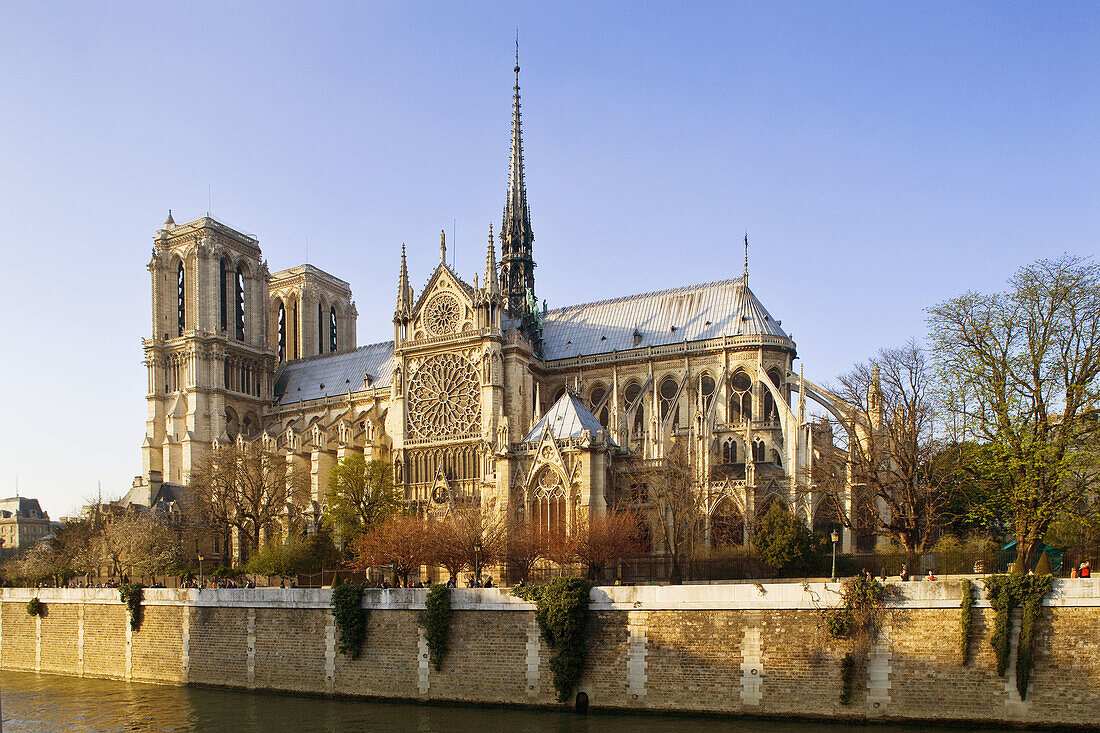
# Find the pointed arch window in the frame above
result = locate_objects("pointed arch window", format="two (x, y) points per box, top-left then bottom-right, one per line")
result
(700, 373), (716, 414)
(762, 367), (783, 422)
(532, 468), (568, 536)
(728, 370), (752, 424)
(234, 265), (245, 341)
(277, 302), (287, 362)
(176, 261), (185, 336)
(317, 303), (324, 355)
(589, 384), (609, 427)
(330, 306), (338, 352)
(659, 376), (680, 427)
(218, 260), (228, 331)
(624, 381), (645, 438)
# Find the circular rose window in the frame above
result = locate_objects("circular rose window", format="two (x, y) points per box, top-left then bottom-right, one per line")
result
(406, 353), (480, 440)
(424, 293), (462, 336)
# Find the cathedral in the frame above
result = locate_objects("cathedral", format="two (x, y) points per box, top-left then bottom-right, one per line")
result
(134, 58), (872, 561)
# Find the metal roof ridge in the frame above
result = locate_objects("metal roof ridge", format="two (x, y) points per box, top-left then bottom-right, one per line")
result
(544, 276), (744, 316)
(279, 340), (394, 369)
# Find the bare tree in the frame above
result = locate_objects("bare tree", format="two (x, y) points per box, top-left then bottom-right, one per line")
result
(813, 342), (954, 554)
(622, 441), (703, 584)
(928, 255), (1100, 569)
(426, 501), (508, 585)
(571, 509), (648, 580)
(502, 518), (547, 585)
(351, 513), (431, 585)
(189, 441), (310, 563)
(93, 511), (184, 581)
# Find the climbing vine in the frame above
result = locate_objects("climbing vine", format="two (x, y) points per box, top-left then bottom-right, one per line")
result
(983, 573), (1052, 700)
(959, 579), (974, 666)
(26, 597), (45, 617)
(513, 576), (593, 702)
(331, 583), (368, 659)
(839, 653), (855, 705)
(422, 584), (453, 671)
(826, 577), (887, 706)
(119, 583), (144, 631)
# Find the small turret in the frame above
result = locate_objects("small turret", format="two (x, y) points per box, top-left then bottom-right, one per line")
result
(485, 223), (499, 296)
(394, 243), (412, 322)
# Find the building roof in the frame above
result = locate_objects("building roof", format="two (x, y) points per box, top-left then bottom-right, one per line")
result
(523, 392), (615, 444)
(540, 276), (789, 361)
(274, 341), (394, 405)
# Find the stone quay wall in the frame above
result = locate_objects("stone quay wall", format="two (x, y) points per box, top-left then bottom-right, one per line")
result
(3, 580), (1099, 728)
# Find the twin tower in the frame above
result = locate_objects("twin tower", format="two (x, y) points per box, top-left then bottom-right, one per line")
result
(138, 57), (541, 498)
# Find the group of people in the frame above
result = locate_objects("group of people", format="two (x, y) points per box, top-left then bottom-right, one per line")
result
(860, 564), (935, 583)
(1071, 561), (1091, 578)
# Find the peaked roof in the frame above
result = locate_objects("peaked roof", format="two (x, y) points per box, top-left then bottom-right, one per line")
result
(523, 392), (615, 444)
(274, 341), (394, 405)
(540, 276), (791, 361)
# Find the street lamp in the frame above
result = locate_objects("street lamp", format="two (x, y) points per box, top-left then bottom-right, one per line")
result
(830, 530), (840, 583)
(197, 554), (205, 589)
(473, 538), (483, 587)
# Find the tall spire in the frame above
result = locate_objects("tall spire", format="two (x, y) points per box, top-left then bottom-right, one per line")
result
(743, 232), (749, 284)
(500, 37), (540, 352)
(395, 243), (411, 319)
(440, 229), (447, 264)
(485, 223), (499, 295)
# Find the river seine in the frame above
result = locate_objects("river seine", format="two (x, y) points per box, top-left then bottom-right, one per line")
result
(0, 671), (1024, 732)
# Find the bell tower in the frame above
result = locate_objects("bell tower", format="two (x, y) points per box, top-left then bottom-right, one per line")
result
(142, 213), (275, 490)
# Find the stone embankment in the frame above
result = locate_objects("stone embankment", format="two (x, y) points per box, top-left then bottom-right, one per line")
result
(3, 579), (1099, 728)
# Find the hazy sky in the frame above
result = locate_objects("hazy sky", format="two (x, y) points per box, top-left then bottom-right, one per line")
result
(1, 2), (1097, 516)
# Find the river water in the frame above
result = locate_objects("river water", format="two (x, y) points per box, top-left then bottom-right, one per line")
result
(0, 671), (1022, 732)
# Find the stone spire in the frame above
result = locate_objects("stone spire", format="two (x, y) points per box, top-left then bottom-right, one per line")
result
(394, 243), (411, 320)
(440, 229), (447, 264)
(499, 40), (540, 351)
(164, 209), (175, 229)
(485, 223), (499, 295)
(743, 232), (749, 284)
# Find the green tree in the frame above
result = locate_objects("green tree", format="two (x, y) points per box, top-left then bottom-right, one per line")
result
(244, 533), (340, 577)
(752, 503), (816, 572)
(928, 255), (1100, 570)
(323, 455), (401, 551)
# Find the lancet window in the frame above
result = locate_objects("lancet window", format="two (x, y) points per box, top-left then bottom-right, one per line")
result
(277, 302), (287, 362)
(317, 303), (324, 355)
(234, 266), (245, 341)
(659, 376), (680, 427)
(589, 384), (609, 427)
(176, 261), (185, 336)
(531, 468), (569, 535)
(728, 370), (752, 424)
(330, 306), (338, 352)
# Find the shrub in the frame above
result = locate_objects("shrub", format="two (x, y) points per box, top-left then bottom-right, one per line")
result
(513, 577), (593, 702)
(331, 583), (367, 659)
(422, 584), (453, 671)
(119, 583), (144, 631)
(752, 503), (816, 573)
(26, 597), (45, 617)
(839, 653), (855, 705)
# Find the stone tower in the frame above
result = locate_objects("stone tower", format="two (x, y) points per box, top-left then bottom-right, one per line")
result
(141, 213), (275, 490)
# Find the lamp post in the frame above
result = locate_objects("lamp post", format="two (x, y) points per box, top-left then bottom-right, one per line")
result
(830, 530), (839, 583)
(473, 538), (483, 587)
(197, 554), (205, 589)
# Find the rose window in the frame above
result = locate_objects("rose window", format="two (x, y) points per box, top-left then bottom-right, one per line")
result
(424, 293), (462, 336)
(407, 353), (480, 440)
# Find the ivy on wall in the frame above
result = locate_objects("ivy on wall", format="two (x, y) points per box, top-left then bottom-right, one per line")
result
(119, 584), (144, 631)
(422, 584), (453, 671)
(959, 579), (974, 666)
(331, 583), (367, 659)
(26, 597), (45, 617)
(826, 577), (887, 706)
(983, 574), (1053, 700)
(513, 577), (593, 702)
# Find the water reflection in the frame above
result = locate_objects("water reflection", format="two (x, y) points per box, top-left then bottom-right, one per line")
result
(0, 671), (1007, 733)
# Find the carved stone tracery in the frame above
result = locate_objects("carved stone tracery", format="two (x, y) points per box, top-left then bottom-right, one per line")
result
(406, 352), (480, 440)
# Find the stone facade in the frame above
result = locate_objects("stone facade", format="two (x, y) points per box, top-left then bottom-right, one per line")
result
(3, 580), (1100, 728)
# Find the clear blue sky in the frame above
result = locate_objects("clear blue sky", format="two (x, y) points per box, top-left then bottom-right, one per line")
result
(1, 2), (1097, 517)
